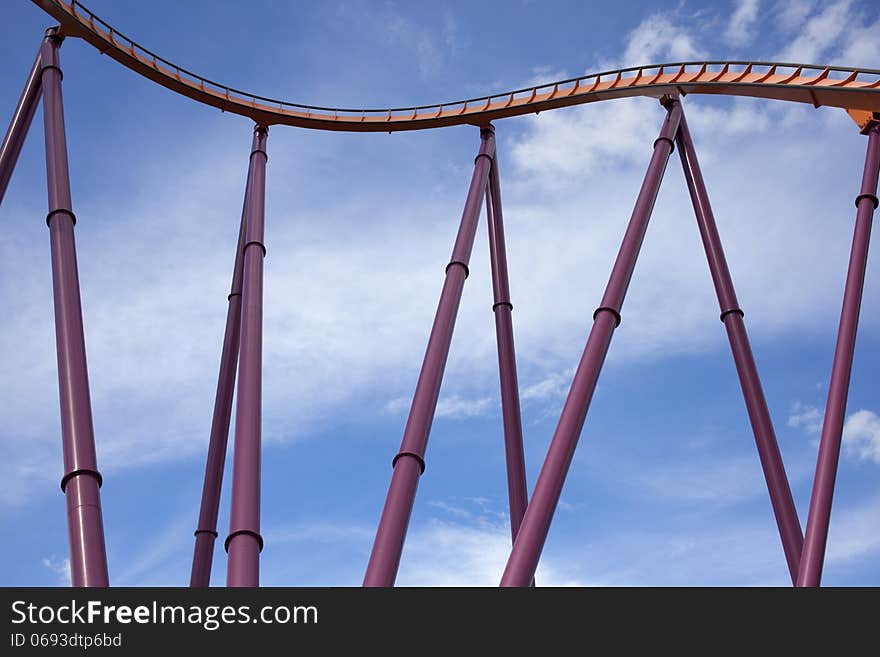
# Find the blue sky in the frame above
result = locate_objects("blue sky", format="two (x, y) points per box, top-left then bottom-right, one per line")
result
(1, 0), (879, 586)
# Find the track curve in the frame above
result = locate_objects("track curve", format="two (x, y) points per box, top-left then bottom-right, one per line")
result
(31, 0), (880, 132)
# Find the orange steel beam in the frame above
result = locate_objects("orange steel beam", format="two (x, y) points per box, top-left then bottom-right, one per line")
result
(847, 110), (880, 134)
(32, 1), (880, 133)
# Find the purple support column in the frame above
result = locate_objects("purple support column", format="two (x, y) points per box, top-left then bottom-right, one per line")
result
(797, 121), (880, 587)
(41, 29), (109, 587)
(0, 51), (41, 207)
(190, 155), (254, 587)
(484, 130), (529, 542)
(500, 99), (682, 587)
(675, 110), (803, 584)
(225, 125), (268, 588)
(363, 127), (496, 587)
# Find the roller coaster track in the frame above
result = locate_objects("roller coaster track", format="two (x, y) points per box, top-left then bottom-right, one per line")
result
(12, 0), (880, 592)
(31, 0), (880, 132)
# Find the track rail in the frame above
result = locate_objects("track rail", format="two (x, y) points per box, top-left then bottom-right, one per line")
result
(31, 0), (880, 132)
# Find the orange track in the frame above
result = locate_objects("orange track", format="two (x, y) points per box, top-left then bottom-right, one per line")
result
(32, 0), (880, 133)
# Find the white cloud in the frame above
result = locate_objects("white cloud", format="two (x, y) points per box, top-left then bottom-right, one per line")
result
(504, 92), (873, 373)
(629, 456), (769, 507)
(520, 371), (571, 403)
(825, 494), (880, 566)
(397, 519), (589, 586)
(843, 409), (880, 464)
(509, 96), (662, 181)
(371, 6), (452, 79)
(777, 0), (854, 62)
(111, 512), (194, 586)
(383, 397), (409, 415)
(436, 395), (495, 419)
(725, 0), (761, 47)
(788, 402), (823, 434)
(399, 497), (795, 586)
(98, 486), (880, 586)
(520, 66), (571, 90)
(835, 15), (880, 69)
(276, 489), (880, 585)
(384, 394), (496, 419)
(685, 96), (799, 136)
(622, 14), (705, 68)
(773, 0), (878, 67)
(257, 498), (590, 586)
(41, 556), (71, 586)
(777, 0), (816, 33)
(787, 406), (880, 465)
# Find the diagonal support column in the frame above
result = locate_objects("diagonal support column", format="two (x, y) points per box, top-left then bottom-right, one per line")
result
(0, 49), (42, 207)
(675, 109), (803, 584)
(500, 99), (682, 587)
(363, 127), (496, 587)
(190, 149), (254, 587)
(797, 121), (880, 587)
(41, 28), (109, 587)
(225, 125), (269, 588)
(484, 129), (529, 543)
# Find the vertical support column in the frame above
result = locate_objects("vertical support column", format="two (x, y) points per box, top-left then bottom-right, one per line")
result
(41, 28), (109, 587)
(0, 51), (42, 207)
(363, 127), (496, 587)
(798, 122), (880, 587)
(500, 99), (682, 587)
(225, 125), (269, 588)
(190, 155), (253, 587)
(675, 110), (803, 584)
(484, 128), (529, 542)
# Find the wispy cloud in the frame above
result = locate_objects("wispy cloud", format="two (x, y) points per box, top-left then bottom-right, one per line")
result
(777, 0), (816, 33)
(776, 0), (854, 62)
(397, 518), (591, 586)
(621, 13), (705, 67)
(725, 0), (761, 47)
(788, 401), (823, 434)
(258, 498), (589, 586)
(843, 409), (880, 464)
(520, 371), (571, 403)
(338, 2), (458, 80)
(385, 394), (496, 420)
(436, 395), (495, 419)
(111, 512), (194, 586)
(825, 494), (880, 566)
(788, 404), (880, 466)
(41, 556), (71, 586)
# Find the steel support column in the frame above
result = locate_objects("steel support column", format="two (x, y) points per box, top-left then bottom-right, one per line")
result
(190, 152), (254, 587)
(363, 127), (496, 587)
(675, 110), (804, 584)
(225, 125), (269, 587)
(797, 121), (880, 587)
(500, 99), (682, 587)
(41, 29), (109, 587)
(484, 131), (529, 542)
(0, 51), (42, 207)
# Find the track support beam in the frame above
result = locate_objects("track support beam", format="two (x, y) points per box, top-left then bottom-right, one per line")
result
(41, 28), (109, 587)
(190, 147), (254, 587)
(797, 120), (880, 587)
(675, 109), (804, 584)
(0, 50), (42, 207)
(484, 134), (529, 543)
(499, 99), (682, 587)
(225, 125), (269, 588)
(363, 127), (496, 587)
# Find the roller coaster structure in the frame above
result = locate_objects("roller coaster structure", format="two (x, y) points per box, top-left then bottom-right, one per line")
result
(2, 0), (879, 588)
